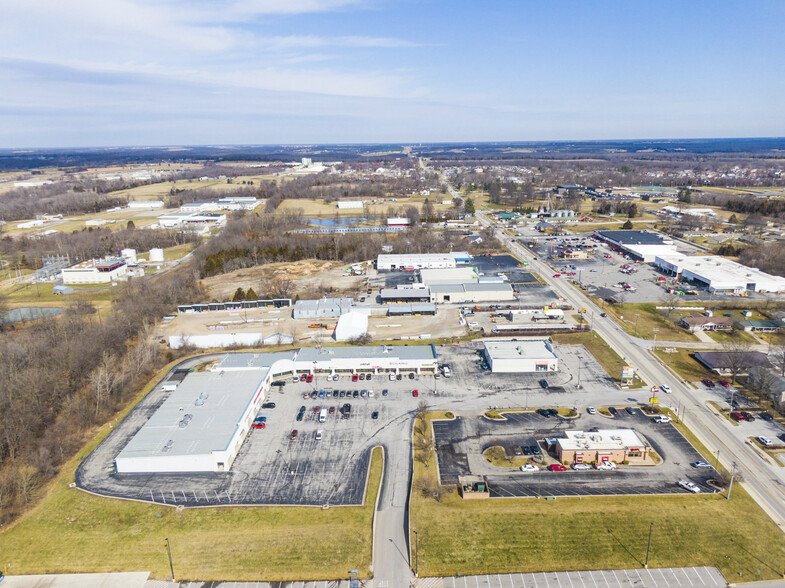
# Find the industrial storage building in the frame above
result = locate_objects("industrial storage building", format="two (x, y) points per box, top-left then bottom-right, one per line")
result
(594, 230), (678, 262)
(380, 287), (432, 303)
(376, 252), (473, 271)
(387, 303), (436, 316)
(430, 282), (515, 303)
(293, 297), (353, 319)
(482, 339), (559, 373)
(334, 311), (369, 341)
(654, 254), (785, 293)
(61, 258), (128, 284)
(556, 429), (650, 465)
(420, 267), (478, 286)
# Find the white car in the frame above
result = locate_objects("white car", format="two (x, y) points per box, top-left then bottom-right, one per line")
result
(368, 390), (374, 398)
(520, 464), (539, 473)
(596, 462), (617, 471)
(587, 406), (596, 415)
(572, 463), (591, 470)
(678, 480), (701, 493)
(653, 416), (672, 423)
(757, 436), (773, 446)
(660, 384), (671, 394)
(389, 373), (396, 381)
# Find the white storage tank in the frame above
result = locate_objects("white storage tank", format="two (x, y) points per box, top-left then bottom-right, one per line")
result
(121, 248), (137, 263)
(149, 248), (165, 262)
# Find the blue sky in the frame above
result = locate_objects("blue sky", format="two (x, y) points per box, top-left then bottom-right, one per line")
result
(0, 0), (783, 147)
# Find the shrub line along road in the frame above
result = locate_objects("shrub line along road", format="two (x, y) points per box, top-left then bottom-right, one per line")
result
(475, 209), (785, 532)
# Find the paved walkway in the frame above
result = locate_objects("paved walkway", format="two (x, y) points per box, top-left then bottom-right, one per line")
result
(1, 572), (150, 587)
(414, 567), (729, 588)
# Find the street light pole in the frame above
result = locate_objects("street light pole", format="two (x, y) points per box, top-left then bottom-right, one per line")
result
(413, 530), (419, 577)
(652, 328), (658, 351)
(164, 537), (175, 581)
(727, 462), (737, 501)
(644, 522), (653, 569)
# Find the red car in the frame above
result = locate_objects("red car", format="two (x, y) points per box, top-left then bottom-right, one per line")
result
(290, 429), (298, 440)
(313, 406), (321, 413)
(548, 464), (567, 472)
(553, 274), (561, 278)
(252, 422), (265, 429)
(306, 374), (314, 383)
(412, 389), (419, 397)
(300, 374), (307, 382)
(352, 374), (359, 382)
(329, 406), (336, 414)
(719, 379), (730, 387)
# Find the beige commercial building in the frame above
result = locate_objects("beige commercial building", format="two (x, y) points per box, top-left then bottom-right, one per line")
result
(556, 429), (649, 465)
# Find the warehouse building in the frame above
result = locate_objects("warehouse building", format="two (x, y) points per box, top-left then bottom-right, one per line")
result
(380, 287), (432, 303)
(430, 282), (515, 303)
(594, 230), (678, 262)
(420, 267), (478, 286)
(482, 339), (558, 373)
(654, 254), (785, 293)
(556, 429), (650, 465)
(376, 252), (472, 270)
(293, 297), (353, 319)
(387, 303), (436, 316)
(61, 258), (128, 284)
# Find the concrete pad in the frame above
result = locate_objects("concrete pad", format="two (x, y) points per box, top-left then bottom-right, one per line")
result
(2, 572), (150, 588)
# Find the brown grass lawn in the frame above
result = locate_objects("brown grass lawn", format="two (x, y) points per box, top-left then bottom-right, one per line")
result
(411, 414), (785, 580)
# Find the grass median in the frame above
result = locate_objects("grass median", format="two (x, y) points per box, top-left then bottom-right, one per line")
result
(411, 413), (785, 580)
(0, 439), (382, 581)
(552, 330), (646, 388)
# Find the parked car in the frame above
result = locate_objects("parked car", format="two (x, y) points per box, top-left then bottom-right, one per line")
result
(691, 461), (713, 469)
(329, 406), (335, 414)
(702, 378), (715, 388)
(730, 411), (745, 422)
(382, 389), (388, 396)
(760, 412), (774, 422)
(261, 402), (276, 409)
(300, 374), (307, 382)
(412, 389), (419, 397)
(409, 373), (415, 380)
(397, 374), (403, 380)
(315, 430), (322, 441)
(539, 379), (549, 389)
(252, 421), (265, 429)
(530, 444), (541, 455)
(596, 461), (617, 470)
(553, 274), (561, 278)
(537, 408), (551, 418)
(353, 390), (359, 398)
(660, 384), (671, 394)
(290, 429), (298, 440)
(625, 407), (636, 415)
(719, 379), (730, 388)
(741, 411), (755, 422)
(371, 411), (379, 420)
(306, 374), (313, 383)
(254, 416), (267, 423)
(389, 373), (396, 381)
(548, 464), (567, 472)
(522, 445), (531, 456)
(572, 463), (591, 470)
(520, 464), (539, 473)
(352, 374), (359, 382)
(587, 406), (596, 414)
(678, 480), (701, 493)
(296, 412), (304, 422)
(600, 312), (607, 317)
(757, 436), (773, 447)
(653, 416), (672, 423)
(608, 406), (618, 416)
(359, 373), (365, 381)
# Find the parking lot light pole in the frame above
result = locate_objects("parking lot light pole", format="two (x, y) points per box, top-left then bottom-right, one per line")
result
(644, 522), (653, 568)
(164, 537), (175, 581)
(652, 328), (658, 351)
(727, 462), (737, 501)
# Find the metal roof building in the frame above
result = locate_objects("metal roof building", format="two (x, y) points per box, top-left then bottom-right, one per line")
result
(387, 303), (436, 316)
(293, 297), (354, 319)
(483, 339), (559, 373)
(654, 254), (785, 293)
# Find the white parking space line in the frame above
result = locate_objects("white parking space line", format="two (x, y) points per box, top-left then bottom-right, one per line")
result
(682, 568), (694, 586)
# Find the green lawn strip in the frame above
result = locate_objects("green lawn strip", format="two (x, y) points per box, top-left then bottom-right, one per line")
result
(2, 281), (117, 305)
(0, 357), (383, 581)
(411, 417), (785, 580)
(598, 303), (698, 342)
(551, 331), (646, 388)
(705, 329), (758, 345)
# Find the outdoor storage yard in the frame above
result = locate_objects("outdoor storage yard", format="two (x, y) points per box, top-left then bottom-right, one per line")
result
(432, 409), (717, 497)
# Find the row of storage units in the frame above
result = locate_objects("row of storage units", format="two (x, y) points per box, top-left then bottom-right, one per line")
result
(177, 298), (292, 312)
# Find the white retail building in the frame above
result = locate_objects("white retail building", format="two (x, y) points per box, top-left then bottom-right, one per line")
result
(483, 339), (559, 373)
(654, 254), (785, 293)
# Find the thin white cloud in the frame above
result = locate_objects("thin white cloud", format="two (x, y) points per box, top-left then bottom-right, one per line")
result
(258, 35), (422, 51)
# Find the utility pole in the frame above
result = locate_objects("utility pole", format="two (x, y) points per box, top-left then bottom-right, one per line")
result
(727, 462), (737, 501)
(165, 537), (175, 581)
(413, 530), (419, 577)
(644, 522), (653, 568)
(652, 328), (658, 351)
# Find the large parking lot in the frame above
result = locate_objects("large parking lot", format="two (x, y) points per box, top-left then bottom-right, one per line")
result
(433, 409), (718, 498)
(78, 340), (659, 507)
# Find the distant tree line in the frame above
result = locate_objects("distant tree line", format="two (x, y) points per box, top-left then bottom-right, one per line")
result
(0, 268), (203, 525)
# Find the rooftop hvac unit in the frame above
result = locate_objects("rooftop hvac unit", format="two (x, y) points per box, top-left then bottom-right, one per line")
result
(194, 398), (204, 406)
(178, 414), (193, 428)
(162, 440), (174, 452)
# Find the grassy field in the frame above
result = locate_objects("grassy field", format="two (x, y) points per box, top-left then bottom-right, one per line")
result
(598, 302), (698, 342)
(411, 414), (785, 580)
(1, 281), (117, 307)
(0, 443), (383, 581)
(705, 329), (759, 345)
(652, 348), (713, 383)
(552, 330), (646, 387)
(162, 242), (196, 261)
(277, 195), (456, 217)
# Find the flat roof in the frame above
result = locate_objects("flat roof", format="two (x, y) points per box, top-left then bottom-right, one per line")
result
(297, 344), (436, 362)
(420, 267), (477, 284)
(623, 244), (679, 257)
(655, 254), (785, 290)
(216, 351), (296, 370)
(596, 230), (666, 246)
(484, 339), (557, 361)
(116, 370), (266, 461)
(294, 297), (353, 311)
(380, 288), (431, 299)
(388, 303), (436, 314)
(558, 429), (647, 451)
